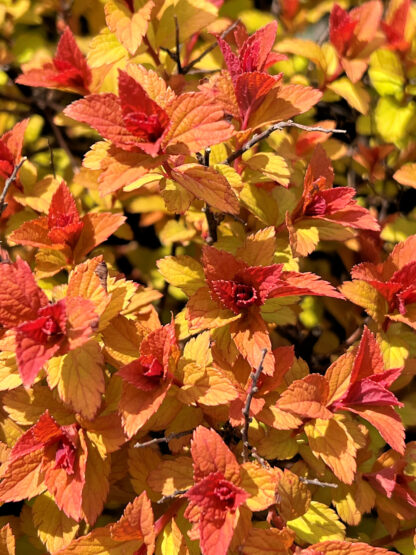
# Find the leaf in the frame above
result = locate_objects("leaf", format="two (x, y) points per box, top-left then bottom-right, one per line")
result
(178, 364), (238, 406)
(311, 540), (397, 554)
(244, 152), (290, 186)
(170, 164), (239, 215)
(0, 523), (15, 555)
(241, 526), (295, 554)
(277, 374), (333, 420)
(236, 227), (276, 267)
(191, 426), (240, 483)
(275, 469), (311, 521)
(186, 287), (240, 331)
(120, 382), (170, 438)
(369, 49), (404, 97)
(394, 163), (416, 188)
(47, 341), (105, 420)
(110, 492), (155, 553)
(0, 450), (45, 502)
(54, 525), (140, 554)
(341, 280), (388, 323)
(327, 77), (370, 114)
(304, 418), (357, 484)
(163, 93), (234, 152)
(32, 492), (79, 553)
(102, 315), (143, 367)
(0, 258), (47, 328)
(287, 501), (346, 543)
(240, 463), (279, 511)
(157, 256), (205, 297)
(147, 456), (193, 496)
(81, 436), (110, 526)
(73, 212), (126, 262)
(248, 83), (322, 129)
(105, 0), (154, 55)
(347, 405), (405, 454)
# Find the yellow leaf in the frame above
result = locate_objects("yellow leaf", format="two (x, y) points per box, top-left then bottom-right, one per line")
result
(52, 525), (140, 554)
(236, 227), (276, 267)
(327, 77), (370, 115)
(157, 518), (189, 555)
(304, 418), (357, 484)
(147, 456), (193, 496)
(157, 255), (205, 297)
(182, 331), (212, 367)
(374, 97), (416, 146)
(244, 153), (290, 187)
(240, 463), (279, 511)
(128, 446), (162, 501)
(87, 28), (128, 68)
(3, 384), (74, 426)
(178, 363), (238, 406)
(102, 315), (143, 367)
(0, 523), (15, 555)
(287, 501), (346, 543)
(0, 352), (21, 392)
(332, 481), (375, 526)
(256, 429), (299, 461)
(47, 341), (105, 421)
(341, 280), (388, 324)
(33, 492), (79, 553)
(369, 49), (404, 97)
(155, 0), (217, 49)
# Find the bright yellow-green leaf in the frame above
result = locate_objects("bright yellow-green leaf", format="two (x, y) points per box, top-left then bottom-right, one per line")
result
(369, 49), (404, 97)
(327, 77), (370, 115)
(288, 501), (346, 543)
(374, 97), (416, 146)
(33, 492), (79, 553)
(157, 255), (205, 297)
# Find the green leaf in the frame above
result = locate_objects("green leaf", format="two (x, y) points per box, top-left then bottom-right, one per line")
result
(369, 49), (404, 97)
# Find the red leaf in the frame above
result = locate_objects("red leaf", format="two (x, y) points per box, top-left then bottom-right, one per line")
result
(329, 4), (357, 55)
(47, 182), (83, 246)
(0, 258), (48, 327)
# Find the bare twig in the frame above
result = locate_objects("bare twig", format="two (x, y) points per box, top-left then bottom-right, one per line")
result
(224, 120), (347, 165)
(299, 477), (338, 488)
(0, 157), (27, 216)
(157, 488), (189, 504)
(241, 348), (268, 463)
(181, 19), (240, 75)
(134, 429), (194, 448)
(42, 109), (78, 173)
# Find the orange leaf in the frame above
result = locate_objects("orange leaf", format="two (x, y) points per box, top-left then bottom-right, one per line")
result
(241, 526), (295, 554)
(105, 0), (154, 55)
(230, 310), (275, 376)
(163, 93), (234, 152)
(0, 523), (15, 555)
(73, 212), (126, 262)
(191, 426), (240, 484)
(277, 374), (333, 420)
(394, 163), (416, 188)
(111, 492), (155, 554)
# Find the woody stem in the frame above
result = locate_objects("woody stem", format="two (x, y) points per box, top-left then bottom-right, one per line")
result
(241, 348), (268, 463)
(224, 120), (347, 165)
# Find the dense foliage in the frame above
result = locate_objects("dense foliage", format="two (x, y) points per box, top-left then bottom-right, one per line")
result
(0, 0), (416, 553)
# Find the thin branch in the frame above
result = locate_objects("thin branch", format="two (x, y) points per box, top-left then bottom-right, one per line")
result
(224, 120), (347, 165)
(157, 488), (189, 504)
(299, 477), (338, 488)
(0, 157), (27, 216)
(134, 429), (194, 448)
(48, 139), (56, 178)
(42, 109), (78, 173)
(181, 19), (240, 75)
(241, 348), (268, 463)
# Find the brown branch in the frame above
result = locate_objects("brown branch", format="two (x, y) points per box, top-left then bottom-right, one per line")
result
(181, 19), (240, 75)
(134, 429), (194, 448)
(299, 477), (338, 488)
(241, 348), (268, 463)
(224, 120), (347, 165)
(156, 488), (189, 504)
(0, 157), (27, 216)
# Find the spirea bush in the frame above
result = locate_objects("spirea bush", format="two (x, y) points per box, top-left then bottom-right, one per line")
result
(0, 0), (416, 553)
